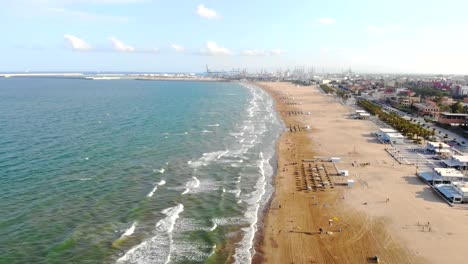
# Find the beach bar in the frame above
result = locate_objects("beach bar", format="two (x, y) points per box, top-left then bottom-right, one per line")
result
(374, 128), (404, 144)
(434, 183), (468, 204)
(426, 141), (451, 154)
(356, 112), (371, 120)
(417, 168), (465, 185)
(443, 155), (468, 170)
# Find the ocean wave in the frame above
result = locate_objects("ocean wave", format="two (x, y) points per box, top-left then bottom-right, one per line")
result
(212, 217), (247, 226)
(181, 176), (200, 195)
(230, 132), (244, 137)
(117, 204), (184, 264)
(158, 180), (166, 186)
(189, 150), (228, 168)
(79, 178), (92, 181)
(201, 130), (213, 133)
(120, 222), (137, 239)
(147, 186), (157, 198)
(209, 222), (217, 231)
(206, 124), (220, 127)
(233, 150), (275, 264)
(153, 168), (165, 174)
(217, 150), (228, 160)
(157, 204), (184, 233)
(227, 189), (241, 197)
(173, 132), (189, 136)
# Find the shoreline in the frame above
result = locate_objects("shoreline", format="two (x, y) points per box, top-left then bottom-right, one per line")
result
(254, 82), (423, 263)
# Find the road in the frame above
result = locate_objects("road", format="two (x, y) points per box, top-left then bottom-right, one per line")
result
(374, 102), (468, 153)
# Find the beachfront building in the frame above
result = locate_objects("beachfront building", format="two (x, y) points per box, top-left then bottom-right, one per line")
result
(443, 155), (468, 170)
(438, 112), (468, 126)
(355, 110), (370, 119)
(418, 168), (466, 185)
(434, 183), (468, 204)
(412, 102), (440, 118)
(426, 141), (451, 154)
(374, 128), (405, 144)
(356, 112), (370, 120)
(384, 132), (405, 144)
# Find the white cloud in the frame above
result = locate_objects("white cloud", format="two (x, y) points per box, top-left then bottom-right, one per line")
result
(201, 41), (230, 56)
(318, 17), (336, 25)
(170, 44), (184, 53)
(241, 49), (282, 56)
(110, 37), (135, 52)
(196, 4), (220, 19)
(64, 34), (92, 51)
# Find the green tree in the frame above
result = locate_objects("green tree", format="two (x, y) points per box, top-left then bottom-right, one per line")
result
(463, 105), (468, 114)
(451, 101), (464, 113)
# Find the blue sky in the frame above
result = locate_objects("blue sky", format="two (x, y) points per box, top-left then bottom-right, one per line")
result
(1, 0), (468, 74)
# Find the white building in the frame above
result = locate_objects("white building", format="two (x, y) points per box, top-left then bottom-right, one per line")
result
(434, 182), (468, 203)
(458, 85), (468, 96)
(418, 168), (466, 185)
(426, 141), (451, 154)
(443, 155), (468, 170)
(356, 112), (370, 120)
(374, 128), (405, 144)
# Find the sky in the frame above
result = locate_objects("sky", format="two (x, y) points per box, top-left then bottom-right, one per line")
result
(1, 0), (468, 74)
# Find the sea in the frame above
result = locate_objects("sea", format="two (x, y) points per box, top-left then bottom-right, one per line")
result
(0, 77), (283, 264)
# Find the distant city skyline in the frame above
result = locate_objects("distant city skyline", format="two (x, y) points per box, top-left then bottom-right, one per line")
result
(1, 0), (468, 74)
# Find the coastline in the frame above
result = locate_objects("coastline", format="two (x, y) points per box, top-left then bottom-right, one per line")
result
(254, 82), (424, 264)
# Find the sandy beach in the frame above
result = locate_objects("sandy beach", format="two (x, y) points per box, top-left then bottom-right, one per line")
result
(254, 82), (468, 264)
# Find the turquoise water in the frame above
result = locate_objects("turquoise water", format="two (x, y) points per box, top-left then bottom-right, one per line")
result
(0, 78), (283, 264)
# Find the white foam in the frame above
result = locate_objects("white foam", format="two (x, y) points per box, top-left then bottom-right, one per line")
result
(212, 217), (247, 226)
(230, 132), (244, 137)
(117, 204), (184, 264)
(147, 186), (157, 197)
(157, 204), (184, 233)
(227, 189), (241, 196)
(206, 124), (220, 127)
(209, 222), (217, 231)
(120, 222), (137, 239)
(158, 180), (166, 186)
(181, 176), (200, 195)
(231, 113), (275, 264)
(153, 168), (165, 174)
(201, 130), (213, 133)
(189, 150), (227, 168)
(216, 150), (229, 160)
(79, 178), (91, 181)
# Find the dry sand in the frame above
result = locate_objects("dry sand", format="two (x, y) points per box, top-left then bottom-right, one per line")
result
(254, 82), (468, 264)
